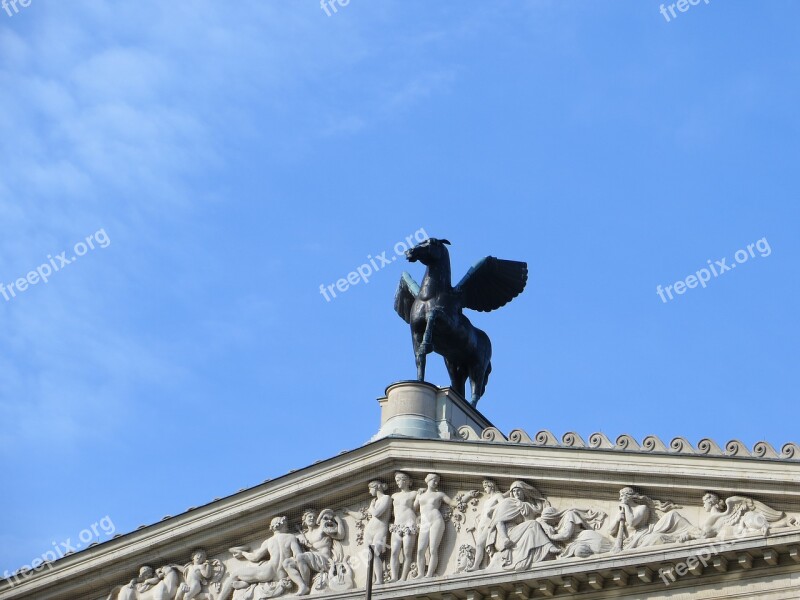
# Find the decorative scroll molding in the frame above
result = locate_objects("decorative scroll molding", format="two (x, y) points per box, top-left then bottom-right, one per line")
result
(508, 429), (532, 444)
(697, 438), (724, 455)
(725, 440), (750, 457)
(474, 428), (800, 461)
(753, 441), (779, 459)
(561, 432), (586, 448)
(533, 430), (558, 446)
(588, 432), (613, 449)
(480, 427), (506, 442)
(457, 425), (480, 441)
(641, 435), (667, 452)
(782, 442), (800, 458)
(670, 437), (696, 454)
(615, 434), (640, 451)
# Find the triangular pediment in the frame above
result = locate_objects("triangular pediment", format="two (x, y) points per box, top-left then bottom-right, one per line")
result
(4, 384), (800, 600)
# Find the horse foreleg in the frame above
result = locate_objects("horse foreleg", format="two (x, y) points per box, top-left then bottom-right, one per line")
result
(415, 312), (437, 381)
(420, 311), (437, 355)
(412, 331), (426, 381)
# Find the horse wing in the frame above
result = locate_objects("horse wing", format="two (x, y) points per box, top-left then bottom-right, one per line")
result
(455, 257), (528, 312)
(394, 272), (420, 324)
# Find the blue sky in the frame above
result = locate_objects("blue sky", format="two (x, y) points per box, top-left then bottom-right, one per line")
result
(1, 0), (799, 576)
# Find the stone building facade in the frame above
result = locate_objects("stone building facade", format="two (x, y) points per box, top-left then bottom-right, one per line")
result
(3, 381), (800, 600)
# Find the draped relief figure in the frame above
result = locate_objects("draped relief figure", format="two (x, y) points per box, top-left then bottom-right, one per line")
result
(480, 481), (560, 571)
(414, 473), (479, 578)
(388, 471), (419, 581)
(609, 487), (696, 551)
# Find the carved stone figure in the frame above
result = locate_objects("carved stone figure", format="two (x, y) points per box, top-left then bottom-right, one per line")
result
(283, 509), (346, 596)
(395, 238), (528, 406)
(536, 507), (611, 558)
(345, 481), (392, 586)
(466, 479), (505, 571)
(455, 545), (476, 572)
(414, 473), (478, 578)
(609, 487), (696, 550)
(107, 565), (183, 600)
(695, 493), (786, 539)
(312, 558), (354, 595)
(388, 471), (419, 582)
(176, 549), (224, 600)
(219, 516), (300, 600)
(484, 481), (559, 571)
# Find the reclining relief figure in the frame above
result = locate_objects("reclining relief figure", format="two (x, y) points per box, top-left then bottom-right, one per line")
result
(536, 506), (611, 558)
(106, 565), (184, 600)
(692, 492), (787, 540)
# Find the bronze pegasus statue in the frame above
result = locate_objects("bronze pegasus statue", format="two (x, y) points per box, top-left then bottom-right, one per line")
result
(394, 238), (527, 407)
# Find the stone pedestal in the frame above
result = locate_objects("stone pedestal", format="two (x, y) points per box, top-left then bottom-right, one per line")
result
(371, 380), (494, 441)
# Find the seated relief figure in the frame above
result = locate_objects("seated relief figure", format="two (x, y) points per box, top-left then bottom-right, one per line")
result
(482, 481), (560, 571)
(283, 508), (348, 596)
(609, 487), (697, 551)
(388, 471), (419, 582)
(414, 473), (479, 578)
(536, 506), (611, 558)
(175, 549), (225, 600)
(219, 516), (300, 600)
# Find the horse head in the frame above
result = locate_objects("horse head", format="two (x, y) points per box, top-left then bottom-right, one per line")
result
(405, 238), (451, 266)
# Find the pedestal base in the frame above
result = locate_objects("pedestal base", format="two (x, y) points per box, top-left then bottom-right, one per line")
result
(371, 380), (495, 441)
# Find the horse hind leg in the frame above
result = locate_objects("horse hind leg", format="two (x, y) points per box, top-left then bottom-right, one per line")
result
(444, 359), (468, 400)
(469, 362), (491, 407)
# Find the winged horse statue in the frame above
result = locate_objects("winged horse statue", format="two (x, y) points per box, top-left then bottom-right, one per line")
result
(394, 238), (527, 407)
